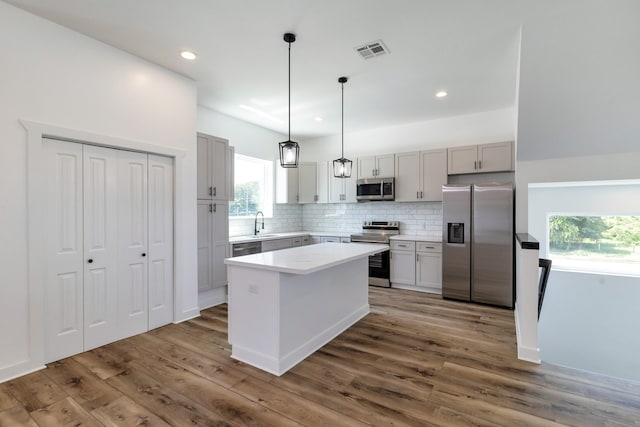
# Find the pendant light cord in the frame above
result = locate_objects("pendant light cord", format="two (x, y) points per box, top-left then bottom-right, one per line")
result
(288, 41), (291, 141)
(341, 81), (344, 158)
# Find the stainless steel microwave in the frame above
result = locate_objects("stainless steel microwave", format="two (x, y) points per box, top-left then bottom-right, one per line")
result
(356, 177), (395, 201)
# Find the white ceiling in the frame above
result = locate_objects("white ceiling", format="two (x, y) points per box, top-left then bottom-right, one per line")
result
(5, 0), (523, 140)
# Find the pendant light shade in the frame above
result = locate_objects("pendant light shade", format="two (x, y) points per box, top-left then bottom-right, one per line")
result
(279, 33), (300, 168)
(333, 76), (352, 178)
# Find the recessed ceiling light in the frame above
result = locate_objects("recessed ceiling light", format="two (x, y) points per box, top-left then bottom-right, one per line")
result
(436, 90), (448, 98)
(314, 117), (323, 122)
(180, 50), (197, 60)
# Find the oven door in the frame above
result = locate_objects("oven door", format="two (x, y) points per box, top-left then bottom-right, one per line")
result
(368, 249), (391, 287)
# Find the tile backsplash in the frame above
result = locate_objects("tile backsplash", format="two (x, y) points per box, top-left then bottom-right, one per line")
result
(229, 204), (303, 237)
(229, 201), (443, 238)
(303, 201), (443, 237)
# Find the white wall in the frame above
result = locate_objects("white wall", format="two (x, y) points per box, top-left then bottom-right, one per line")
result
(515, 0), (640, 232)
(300, 108), (515, 161)
(516, 0), (640, 163)
(197, 106), (286, 160)
(0, 3), (197, 382)
(539, 270), (640, 382)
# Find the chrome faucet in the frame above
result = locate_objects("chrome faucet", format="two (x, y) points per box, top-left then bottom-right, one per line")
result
(254, 211), (265, 236)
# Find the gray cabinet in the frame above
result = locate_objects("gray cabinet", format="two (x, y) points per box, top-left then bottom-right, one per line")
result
(395, 149), (447, 202)
(358, 154), (395, 179)
(328, 171), (357, 203)
(390, 241), (416, 285)
(416, 242), (442, 293)
(197, 132), (232, 309)
(197, 133), (229, 200)
(197, 200), (229, 308)
(390, 240), (442, 294)
(448, 141), (513, 175)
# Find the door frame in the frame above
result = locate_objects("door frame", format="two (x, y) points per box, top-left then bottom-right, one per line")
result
(21, 119), (188, 379)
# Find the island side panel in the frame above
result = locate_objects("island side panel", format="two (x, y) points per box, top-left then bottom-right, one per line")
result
(227, 265), (282, 374)
(278, 257), (370, 374)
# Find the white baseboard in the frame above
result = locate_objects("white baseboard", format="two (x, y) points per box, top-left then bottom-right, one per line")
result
(198, 286), (228, 310)
(0, 362), (46, 384)
(232, 304), (370, 376)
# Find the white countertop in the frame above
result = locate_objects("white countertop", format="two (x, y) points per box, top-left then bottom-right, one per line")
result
(224, 242), (388, 274)
(229, 231), (354, 244)
(390, 234), (442, 243)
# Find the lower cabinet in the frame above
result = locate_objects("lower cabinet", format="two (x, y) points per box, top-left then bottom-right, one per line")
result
(390, 240), (442, 294)
(416, 243), (443, 293)
(390, 241), (416, 285)
(262, 238), (293, 252)
(197, 200), (229, 309)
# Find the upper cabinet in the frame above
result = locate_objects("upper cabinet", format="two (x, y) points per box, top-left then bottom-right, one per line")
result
(447, 141), (514, 175)
(277, 161), (335, 204)
(276, 166), (299, 204)
(298, 162), (318, 204)
(328, 168), (357, 203)
(197, 133), (230, 200)
(395, 149), (447, 202)
(357, 154), (395, 179)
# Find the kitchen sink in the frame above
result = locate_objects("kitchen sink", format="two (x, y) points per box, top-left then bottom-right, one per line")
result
(250, 234), (277, 238)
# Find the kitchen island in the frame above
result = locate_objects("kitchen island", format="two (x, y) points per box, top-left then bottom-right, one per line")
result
(224, 242), (388, 376)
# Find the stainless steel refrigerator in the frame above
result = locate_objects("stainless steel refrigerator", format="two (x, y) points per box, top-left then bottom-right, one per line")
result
(442, 183), (514, 308)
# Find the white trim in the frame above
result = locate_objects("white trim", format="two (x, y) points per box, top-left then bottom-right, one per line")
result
(198, 287), (228, 310)
(9, 119), (191, 383)
(514, 308), (541, 363)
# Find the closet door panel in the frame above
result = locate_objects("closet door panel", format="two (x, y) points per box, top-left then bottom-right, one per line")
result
(83, 145), (119, 351)
(43, 139), (84, 363)
(148, 154), (174, 329)
(117, 150), (148, 339)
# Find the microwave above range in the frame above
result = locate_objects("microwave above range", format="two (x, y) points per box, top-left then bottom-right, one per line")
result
(356, 177), (395, 202)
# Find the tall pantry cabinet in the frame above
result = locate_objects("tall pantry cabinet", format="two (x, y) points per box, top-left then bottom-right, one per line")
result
(197, 133), (232, 309)
(43, 139), (174, 363)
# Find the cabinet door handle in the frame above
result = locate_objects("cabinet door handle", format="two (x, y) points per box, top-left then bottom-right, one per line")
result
(372, 168), (375, 177)
(87, 258), (93, 264)
(213, 203), (217, 213)
(478, 160), (482, 169)
(398, 244), (407, 248)
(213, 186), (217, 197)
(417, 191), (419, 199)
(141, 253), (146, 257)
(416, 254), (419, 262)
(474, 160), (477, 170)
(209, 186), (213, 196)
(420, 191), (423, 199)
(209, 203), (213, 213)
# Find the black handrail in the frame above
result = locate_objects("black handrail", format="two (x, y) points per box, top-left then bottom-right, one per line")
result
(538, 258), (552, 320)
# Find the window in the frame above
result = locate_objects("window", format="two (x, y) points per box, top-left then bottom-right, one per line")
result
(229, 154), (273, 218)
(548, 215), (640, 274)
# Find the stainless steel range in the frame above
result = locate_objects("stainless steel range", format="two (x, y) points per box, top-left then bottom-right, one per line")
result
(350, 221), (399, 287)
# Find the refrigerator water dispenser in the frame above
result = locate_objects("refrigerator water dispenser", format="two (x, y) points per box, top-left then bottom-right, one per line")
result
(448, 223), (465, 244)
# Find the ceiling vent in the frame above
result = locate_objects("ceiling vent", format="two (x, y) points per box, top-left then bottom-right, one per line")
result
(355, 40), (389, 60)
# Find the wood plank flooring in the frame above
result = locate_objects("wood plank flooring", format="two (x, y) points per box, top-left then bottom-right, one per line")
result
(3, 287), (640, 426)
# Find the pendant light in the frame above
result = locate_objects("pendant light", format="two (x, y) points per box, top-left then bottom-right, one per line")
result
(333, 76), (352, 178)
(279, 33), (300, 168)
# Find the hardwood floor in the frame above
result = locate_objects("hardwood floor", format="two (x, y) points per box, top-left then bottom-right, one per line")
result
(2, 287), (640, 426)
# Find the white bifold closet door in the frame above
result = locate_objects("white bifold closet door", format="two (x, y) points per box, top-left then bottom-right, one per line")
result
(43, 139), (173, 363)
